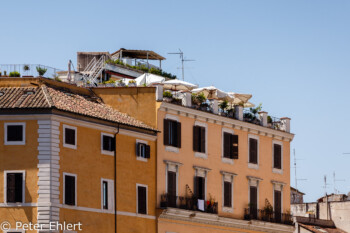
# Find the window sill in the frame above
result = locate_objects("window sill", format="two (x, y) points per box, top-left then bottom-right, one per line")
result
(0, 202), (30, 207)
(165, 146), (179, 153)
(137, 156), (148, 162)
(272, 168), (283, 174)
(222, 207), (233, 213)
(222, 157), (234, 165)
(4, 141), (25, 145)
(101, 150), (114, 156)
(194, 152), (207, 159)
(63, 143), (77, 150)
(248, 163), (259, 169)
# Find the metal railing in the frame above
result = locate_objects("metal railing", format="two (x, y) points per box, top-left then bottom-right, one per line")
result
(160, 193), (218, 214)
(0, 64), (62, 78)
(244, 208), (294, 225)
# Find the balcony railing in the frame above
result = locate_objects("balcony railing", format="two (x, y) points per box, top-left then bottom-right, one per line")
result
(244, 208), (294, 225)
(160, 193), (218, 214)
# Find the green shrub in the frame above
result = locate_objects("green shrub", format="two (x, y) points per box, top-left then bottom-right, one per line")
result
(36, 66), (47, 76)
(9, 71), (20, 77)
(219, 100), (228, 110)
(163, 91), (173, 98)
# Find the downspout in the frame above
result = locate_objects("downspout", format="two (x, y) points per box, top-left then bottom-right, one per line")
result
(114, 124), (120, 233)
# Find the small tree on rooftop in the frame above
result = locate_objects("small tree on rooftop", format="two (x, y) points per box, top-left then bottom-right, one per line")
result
(36, 66), (47, 76)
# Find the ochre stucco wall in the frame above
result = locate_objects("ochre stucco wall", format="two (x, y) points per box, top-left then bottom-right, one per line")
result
(157, 110), (291, 222)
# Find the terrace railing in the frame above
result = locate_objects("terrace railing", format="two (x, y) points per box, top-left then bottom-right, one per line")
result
(160, 193), (218, 214)
(244, 208), (294, 226)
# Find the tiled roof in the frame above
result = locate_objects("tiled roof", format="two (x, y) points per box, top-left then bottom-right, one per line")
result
(0, 85), (155, 131)
(299, 223), (347, 233)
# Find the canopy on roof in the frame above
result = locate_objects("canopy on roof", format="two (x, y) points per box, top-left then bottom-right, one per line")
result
(135, 73), (165, 86)
(192, 86), (232, 101)
(163, 79), (198, 91)
(111, 48), (166, 60)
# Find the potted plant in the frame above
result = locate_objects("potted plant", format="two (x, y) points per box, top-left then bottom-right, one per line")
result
(9, 71), (21, 77)
(105, 80), (116, 87)
(191, 93), (206, 108)
(36, 66), (47, 76)
(128, 80), (136, 87)
(160, 193), (168, 208)
(219, 100), (228, 115)
(23, 64), (30, 75)
(163, 91), (173, 102)
(117, 80), (125, 87)
(262, 199), (273, 221)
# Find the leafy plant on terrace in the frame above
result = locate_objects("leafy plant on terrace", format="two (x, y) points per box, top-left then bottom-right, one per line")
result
(105, 59), (176, 79)
(9, 71), (20, 77)
(36, 66), (47, 76)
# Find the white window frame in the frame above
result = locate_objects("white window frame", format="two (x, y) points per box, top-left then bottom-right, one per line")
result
(272, 140), (283, 174)
(221, 128), (235, 164)
(63, 124), (77, 149)
(101, 178), (114, 212)
(4, 170), (26, 204)
(194, 121), (208, 159)
(221, 171), (235, 213)
(4, 122), (26, 145)
(136, 183), (148, 215)
(136, 139), (149, 162)
(63, 172), (77, 207)
(248, 134), (259, 169)
(272, 181), (284, 214)
(165, 161), (182, 198)
(164, 114), (180, 154)
(101, 132), (115, 156)
(193, 166), (210, 200)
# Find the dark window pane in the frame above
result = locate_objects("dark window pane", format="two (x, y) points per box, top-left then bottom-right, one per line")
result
(223, 132), (231, 158)
(65, 128), (75, 146)
(7, 125), (23, 142)
(103, 135), (115, 152)
(167, 171), (177, 207)
(7, 173), (23, 203)
(103, 181), (108, 209)
(273, 144), (282, 169)
(249, 138), (258, 164)
(224, 181), (232, 207)
(250, 186), (258, 218)
(138, 186), (147, 214)
(65, 175), (75, 205)
(195, 176), (205, 200)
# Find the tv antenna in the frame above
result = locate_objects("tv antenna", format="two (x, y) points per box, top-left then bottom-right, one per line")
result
(293, 149), (307, 190)
(168, 49), (195, 81)
(333, 171), (345, 194)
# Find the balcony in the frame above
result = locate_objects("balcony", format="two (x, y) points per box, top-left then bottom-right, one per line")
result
(160, 193), (218, 214)
(244, 208), (294, 226)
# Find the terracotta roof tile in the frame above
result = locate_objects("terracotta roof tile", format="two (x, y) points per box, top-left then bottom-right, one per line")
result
(0, 85), (155, 131)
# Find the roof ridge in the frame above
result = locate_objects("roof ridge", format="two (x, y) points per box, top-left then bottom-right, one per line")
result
(41, 85), (53, 107)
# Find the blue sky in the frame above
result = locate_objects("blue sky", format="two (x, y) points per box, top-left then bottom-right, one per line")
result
(1, 0), (350, 202)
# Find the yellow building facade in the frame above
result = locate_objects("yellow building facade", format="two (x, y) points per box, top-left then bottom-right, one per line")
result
(0, 78), (157, 233)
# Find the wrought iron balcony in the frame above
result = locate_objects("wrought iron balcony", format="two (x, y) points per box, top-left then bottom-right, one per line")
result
(160, 193), (218, 214)
(244, 208), (294, 226)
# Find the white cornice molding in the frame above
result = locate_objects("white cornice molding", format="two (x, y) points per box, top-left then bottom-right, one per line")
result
(160, 103), (294, 141)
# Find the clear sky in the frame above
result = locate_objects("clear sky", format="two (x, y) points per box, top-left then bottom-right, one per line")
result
(1, 0), (350, 202)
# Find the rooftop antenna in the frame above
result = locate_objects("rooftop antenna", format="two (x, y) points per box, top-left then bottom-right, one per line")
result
(333, 171), (345, 194)
(168, 49), (195, 81)
(293, 149), (307, 190)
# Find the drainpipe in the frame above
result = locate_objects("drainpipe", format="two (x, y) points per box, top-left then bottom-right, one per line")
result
(114, 124), (120, 233)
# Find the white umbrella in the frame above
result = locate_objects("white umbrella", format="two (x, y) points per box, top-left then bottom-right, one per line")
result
(135, 73), (165, 86)
(163, 79), (198, 91)
(192, 86), (232, 101)
(228, 92), (252, 105)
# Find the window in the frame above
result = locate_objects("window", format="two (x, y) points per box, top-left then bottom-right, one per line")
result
(6, 172), (25, 203)
(63, 125), (77, 149)
(249, 186), (258, 218)
(103, 181), (108, 209)
(194, 176), (205, 200)
(249, 137), (258, 165)
(137, 184), (147, 214)
(136, 141), (150, 159)
(64, 173), (76, 206)
(193, 126), (205, 153)
(223, 132), (239, 159)
(5, 123), (25, 145)
(274, 190), (282, 221)
(101, 179), (114, 211)
(101, 133), (115, 155)
(273, 143), (282, 169)
(164, 119), (181, 148)
(224, 181), (232, 207)
(167, 171), (177, 207)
